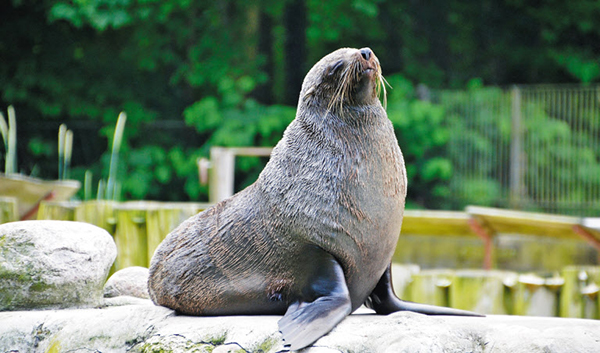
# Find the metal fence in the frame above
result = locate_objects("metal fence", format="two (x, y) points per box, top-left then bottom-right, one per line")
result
(437, 85), (600, 216)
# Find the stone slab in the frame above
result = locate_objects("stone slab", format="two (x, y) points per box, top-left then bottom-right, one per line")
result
(1, 302), (599, 352)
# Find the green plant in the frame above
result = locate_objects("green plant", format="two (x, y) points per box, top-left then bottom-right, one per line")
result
(95, 112), (127, 201)
(58, 124), (73, 180)
(106, 112), (127, 200)
(385, 74), (453, 209)
(84, 170), (93, 201)
(0, 106), (17, 174)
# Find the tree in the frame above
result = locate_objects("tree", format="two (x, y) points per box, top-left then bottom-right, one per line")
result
(1, 0), (598, 204)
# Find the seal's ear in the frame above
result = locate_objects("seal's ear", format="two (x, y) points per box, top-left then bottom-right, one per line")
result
(278, 248), (352, 350)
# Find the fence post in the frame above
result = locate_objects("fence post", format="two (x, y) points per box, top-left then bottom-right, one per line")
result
(207, 147), (273, 204)
(209, 147), (236, 204)
(510, 85), (523, 209)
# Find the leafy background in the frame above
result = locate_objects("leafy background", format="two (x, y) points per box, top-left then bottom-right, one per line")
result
(1, 0), (599, 209)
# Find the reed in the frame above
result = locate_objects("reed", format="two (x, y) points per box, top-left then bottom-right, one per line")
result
(58, 124), (66, 179)
(97, 179), (106, 200)
(0, 106), (17, 174)
(0, 112), (8, 161)
(58, 124), (74, 180)
(84, 170), (93, 201)
(64, 129), (73, 180)
(106, 112), (127, 201)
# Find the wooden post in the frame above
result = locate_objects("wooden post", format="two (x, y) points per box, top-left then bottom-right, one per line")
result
(37, 200), (79, 221)
(560, 266), (600, 318)
(74, 200), (117, 234)
(113, 203), (149, 270)
(0, 197), (18, 224)
(207, 147), (273, 203)
(408, 269), (454, 308)
(209, 147), (236, 204)
(510, 86), (523, 209)
(513, 274), (561, 317)
(468, 217), (495, 269)
(146, 203), (199, 262)
(450, 270), (517, 315)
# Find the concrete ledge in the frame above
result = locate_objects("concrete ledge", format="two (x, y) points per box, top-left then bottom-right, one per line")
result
(1, 300), (599, 352)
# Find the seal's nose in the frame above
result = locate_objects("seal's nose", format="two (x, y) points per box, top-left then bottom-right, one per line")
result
(360, 48), (372, 61)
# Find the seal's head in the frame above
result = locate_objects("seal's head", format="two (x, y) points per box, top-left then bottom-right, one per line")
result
(299, 47), (386, 112)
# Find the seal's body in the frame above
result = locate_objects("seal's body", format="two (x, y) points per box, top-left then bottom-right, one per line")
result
(149, 47), (480, 350)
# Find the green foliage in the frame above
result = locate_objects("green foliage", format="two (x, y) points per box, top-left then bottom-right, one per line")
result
(2, 0), (599, 207)
(183, 75), (295, 192)
(520, 99), (600, 212)
(442, 86), (512, 208)
(439, 85), (600, 215)
(183, 75), (295, 150)
(386, 74), (453, 209)
(552, 49), (600, 84)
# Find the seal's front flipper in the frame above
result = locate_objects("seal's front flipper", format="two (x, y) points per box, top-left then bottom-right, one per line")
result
(366, 264), (484, 317)
(278, 248), (352, 351)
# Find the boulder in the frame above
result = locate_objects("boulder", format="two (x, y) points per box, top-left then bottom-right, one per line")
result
(0, 220), (116, 310)
(0, 303), (599, 352)
(104, 266), (150, 299)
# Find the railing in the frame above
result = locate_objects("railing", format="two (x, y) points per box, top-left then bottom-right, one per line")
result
(438, 84), (600, 216)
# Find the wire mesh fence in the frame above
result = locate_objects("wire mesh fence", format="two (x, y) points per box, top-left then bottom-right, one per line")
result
(437, 84), (600, 217)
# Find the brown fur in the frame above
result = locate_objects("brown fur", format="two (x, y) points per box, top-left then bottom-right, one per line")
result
(148, 47), (406, 319)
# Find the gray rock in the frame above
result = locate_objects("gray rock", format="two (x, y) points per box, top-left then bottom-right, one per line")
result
(104, 266), (150, 299)
(0, 304), (599, 352)
(0, 220), (116, 311)
(103, 296), (154, 307)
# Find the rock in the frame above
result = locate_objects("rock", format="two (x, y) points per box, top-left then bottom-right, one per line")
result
(0, 220), (117, 311)
(104, 266), (150, 299)
(103, 296), (154, 307)
(0, 303), (599, 352)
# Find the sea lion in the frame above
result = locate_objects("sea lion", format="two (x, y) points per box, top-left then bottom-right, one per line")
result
(148, 47), (481, 351)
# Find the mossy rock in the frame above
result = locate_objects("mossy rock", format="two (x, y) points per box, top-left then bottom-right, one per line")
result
(0, 220), (116, 310)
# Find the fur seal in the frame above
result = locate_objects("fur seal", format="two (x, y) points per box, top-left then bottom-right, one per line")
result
(148, 47), (481, 351)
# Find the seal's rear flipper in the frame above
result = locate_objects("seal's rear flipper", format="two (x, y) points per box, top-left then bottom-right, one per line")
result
(279, 295), (352, 350)
(278, 248), (352, 350)
(366, 264), (485, 317)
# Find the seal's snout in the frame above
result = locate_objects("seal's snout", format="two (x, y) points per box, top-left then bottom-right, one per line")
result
(357, 47), (377, 75)
(360, 48), (372, 61)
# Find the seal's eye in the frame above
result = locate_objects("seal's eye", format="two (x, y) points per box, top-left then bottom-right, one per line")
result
(327, 60), (344, 77)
